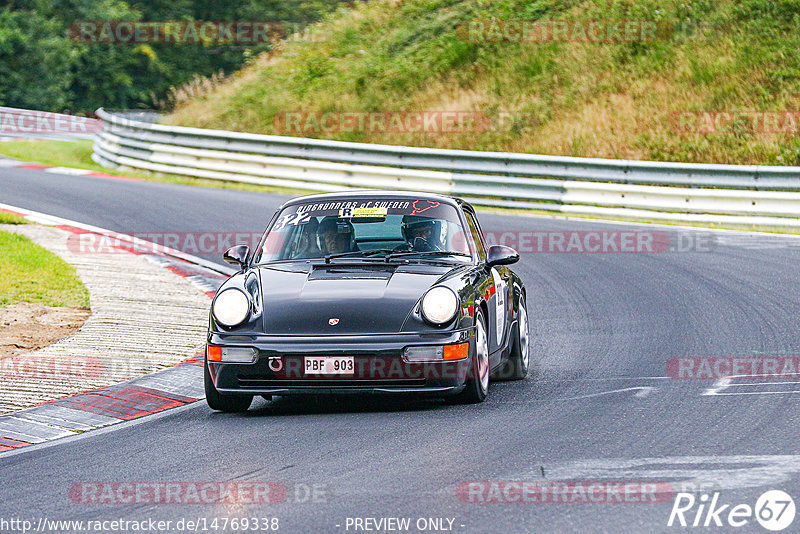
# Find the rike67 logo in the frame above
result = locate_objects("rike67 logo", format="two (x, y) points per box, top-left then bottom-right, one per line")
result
(668, 490), (795, 531)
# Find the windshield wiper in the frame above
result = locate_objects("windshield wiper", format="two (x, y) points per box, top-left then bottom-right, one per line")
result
(384, 250), (472, 262)
(323, 249), (471, 264)
(324, 248), (399, 263)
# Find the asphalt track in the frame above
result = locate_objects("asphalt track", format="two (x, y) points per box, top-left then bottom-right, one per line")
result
(2, 165), (800, 533)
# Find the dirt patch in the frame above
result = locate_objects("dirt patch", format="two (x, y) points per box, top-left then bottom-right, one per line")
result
(0, 303), (90, 358)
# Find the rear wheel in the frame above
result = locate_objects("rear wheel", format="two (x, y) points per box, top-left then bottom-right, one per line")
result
(498, 296), (529, 380)
(452, 310), (489, 404)
(204, 361), (253, 412)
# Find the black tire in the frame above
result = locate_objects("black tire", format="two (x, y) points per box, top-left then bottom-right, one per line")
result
(497, 296), (529, 381)
(204, 361), (253, 412)
(451, 309), (490, 404)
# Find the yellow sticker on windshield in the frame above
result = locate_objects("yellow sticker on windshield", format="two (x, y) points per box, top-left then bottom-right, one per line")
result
(339, 206), (388, 218)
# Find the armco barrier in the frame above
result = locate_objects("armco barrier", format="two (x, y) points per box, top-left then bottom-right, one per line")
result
(93, 108), (800, 229)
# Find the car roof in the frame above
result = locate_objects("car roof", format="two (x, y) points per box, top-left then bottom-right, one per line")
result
(280, 190), (474, 211)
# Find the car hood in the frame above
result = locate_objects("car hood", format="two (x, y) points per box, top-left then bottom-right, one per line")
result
(256, 262), (459, 335)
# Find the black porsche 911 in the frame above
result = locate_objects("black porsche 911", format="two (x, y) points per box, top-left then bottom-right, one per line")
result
(204, 191), (528, 411)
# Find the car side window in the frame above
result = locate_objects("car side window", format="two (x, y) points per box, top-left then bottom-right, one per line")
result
(465, 211), (486, 261)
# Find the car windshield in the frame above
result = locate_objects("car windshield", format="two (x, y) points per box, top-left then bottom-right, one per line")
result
(253, 197), (473, 263)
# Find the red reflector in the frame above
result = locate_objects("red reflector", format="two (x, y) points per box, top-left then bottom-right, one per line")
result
(443, 342), (469, 361)
(207, 345), (222, 361)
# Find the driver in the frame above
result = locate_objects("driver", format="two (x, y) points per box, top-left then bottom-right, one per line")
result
(317, 216), (358, 254)
(400, 215), (445, 252)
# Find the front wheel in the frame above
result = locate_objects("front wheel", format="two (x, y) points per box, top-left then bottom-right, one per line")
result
(204, 361), (253, 412)
(497, 296), (529, 380)
(451, 310), (490, 404)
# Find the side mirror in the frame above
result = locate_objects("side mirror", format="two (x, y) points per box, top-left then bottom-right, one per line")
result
(486, 245), (519, 267)
(223, 245), (250, 270)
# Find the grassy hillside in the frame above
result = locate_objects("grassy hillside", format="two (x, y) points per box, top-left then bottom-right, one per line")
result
(166, 0), (800, 165)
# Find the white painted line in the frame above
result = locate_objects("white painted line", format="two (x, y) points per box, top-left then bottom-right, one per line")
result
(560, 386), (656, 401)
(703, 375), (800, 396)
(536, 376), (671, 383)
(1, 415), (79, 439)
(43, 167), (94, 176)
(0, 420), (60, 443)
(15, 404), (119, 427)
(0, 427), (40, 444)
(702, 377), (732, 396)
(717, 381), (800, 387)
(703, 390), (800, 396)
(11, 412), (93, 432)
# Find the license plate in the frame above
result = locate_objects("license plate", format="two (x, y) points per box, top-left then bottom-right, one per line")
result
(305, 356), (354, 375)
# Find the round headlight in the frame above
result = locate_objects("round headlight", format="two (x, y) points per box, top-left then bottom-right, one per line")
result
(213, 289), (250, 327)
(421, 286), (459, 325)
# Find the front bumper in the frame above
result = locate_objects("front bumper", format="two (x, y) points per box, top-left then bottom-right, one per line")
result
(207, 329), (474, 397)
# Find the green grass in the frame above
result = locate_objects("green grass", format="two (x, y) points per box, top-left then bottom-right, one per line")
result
(0, 211), (28, 224)
(162, 0), (800, 166)
(0, 139), (100, 172)
(0, 139), (314, 197)
(0, 230), (89, 308)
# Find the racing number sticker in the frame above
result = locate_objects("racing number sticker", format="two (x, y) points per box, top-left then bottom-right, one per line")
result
(491, 267), (506, 343)
(273, 212), (312, 231)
